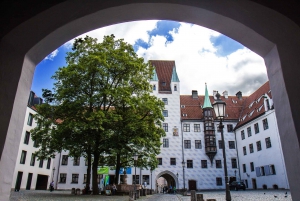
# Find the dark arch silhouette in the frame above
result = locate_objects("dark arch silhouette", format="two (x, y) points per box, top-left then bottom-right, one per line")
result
(1, 1), (300, 200)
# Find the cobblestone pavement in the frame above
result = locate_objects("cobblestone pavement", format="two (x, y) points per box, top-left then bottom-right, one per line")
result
(10, 190), (292, 201)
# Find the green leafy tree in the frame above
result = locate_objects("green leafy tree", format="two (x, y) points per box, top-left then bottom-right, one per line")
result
(31, 35), (164, 194)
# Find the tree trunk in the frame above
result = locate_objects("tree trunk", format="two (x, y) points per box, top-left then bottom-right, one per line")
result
(92, 143), (100, 195)
(85, 147), (92, 194)
(115, 153), (121, 184)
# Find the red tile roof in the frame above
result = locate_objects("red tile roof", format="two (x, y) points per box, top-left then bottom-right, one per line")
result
(149, 60), (175, 93)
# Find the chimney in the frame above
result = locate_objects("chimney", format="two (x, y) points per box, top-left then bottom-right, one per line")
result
(192, 90), (198, 99)
(213, 90), (218, 100)
(223, 90), (228, 99)
(236, 91), (242, 100)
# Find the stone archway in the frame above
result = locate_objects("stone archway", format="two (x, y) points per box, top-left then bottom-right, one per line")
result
(155, 170), (178, 193)
(1, 1), (300, 200)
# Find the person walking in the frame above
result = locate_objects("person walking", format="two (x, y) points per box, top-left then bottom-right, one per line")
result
(112, 183), (117, 195)
(50, 181), (54, 192)
(173, 186), (176, 194)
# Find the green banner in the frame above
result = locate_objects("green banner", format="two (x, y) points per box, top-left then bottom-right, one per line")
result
(97, 166), (109, 174)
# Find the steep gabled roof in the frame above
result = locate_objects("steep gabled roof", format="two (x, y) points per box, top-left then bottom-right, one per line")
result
(149, 60), (175, 93)
(235, 81), (271, 128)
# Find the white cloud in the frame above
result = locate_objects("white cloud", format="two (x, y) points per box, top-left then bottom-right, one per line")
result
(63, 20), (267, 96)
(44, 49), (59, 60)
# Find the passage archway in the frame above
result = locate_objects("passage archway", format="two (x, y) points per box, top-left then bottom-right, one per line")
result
(156, 170), (178, 193)
(1, 1), (300, 200)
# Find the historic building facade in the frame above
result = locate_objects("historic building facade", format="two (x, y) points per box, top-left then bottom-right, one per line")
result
(13, 60), (289, 191)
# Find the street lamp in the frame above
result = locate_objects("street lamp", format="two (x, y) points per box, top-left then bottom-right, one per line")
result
(181, 161), (186, 191)
(133, 154), (138, 200)
(212, 91), (231, 201)
(150, 169), (153, 194)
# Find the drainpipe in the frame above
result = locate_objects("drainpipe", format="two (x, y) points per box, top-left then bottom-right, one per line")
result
(234, 131), (241, 181)
(55, 151), (62, 189)
(181, 120), (185, 191)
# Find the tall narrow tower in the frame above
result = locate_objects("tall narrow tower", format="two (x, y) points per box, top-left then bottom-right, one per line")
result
(203, 84), (217, 165)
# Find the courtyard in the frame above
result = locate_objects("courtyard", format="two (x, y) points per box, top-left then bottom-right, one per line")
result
(9, 190), (292, 201)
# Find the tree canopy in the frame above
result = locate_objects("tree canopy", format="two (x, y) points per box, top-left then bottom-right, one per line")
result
(31, 35), (165, 194)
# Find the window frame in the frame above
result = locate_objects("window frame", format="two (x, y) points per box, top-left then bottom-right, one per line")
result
(163, 138), (169, 148)
(263, 118), (269, 130)
(163, 110), (168, 117)
(162, 98), (168, 105)
(229, 141), (235, 149)
(265, 137), (272, 148)
(194, 124), (201, 132)
(247, 127), (252, 137)
(195, 140), (202, 149)
(170, 158), (176, 165)
(231, 158), (237, 168)
(243, 164), (246, 173)
(243, 146), (247, 155)
(184, 140), (191, 149)
(250, 162), (254, 172)
(71, 174), (79, 183)
(183, 124), (190, 132)
(256, 141), (262, 151)
(216, 160), (222, 168)
(59, 173), (67, 183)
(249, 143), (254, 153)
(201, 160), (207, 168)
(241, 130), (245, 140)
(20, 150), (27, 164)
(27, 113), (33, 126)
(187, 160), (193, 168)
(46, 158), (51, 169)
(227, 124), (233, 132)
(73, 157), (80, 166)
(39, 160), (44, 168)
(254, 123), (259, 134)
(158, 158), (162, 165)
(61, 155), (68, 165)
(216, 177), (222, 186)
(24, 131), (30, 145)
(30, 154), (35, 166)
(163, 123), (168, 132)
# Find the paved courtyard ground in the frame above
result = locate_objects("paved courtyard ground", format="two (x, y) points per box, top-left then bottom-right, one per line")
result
(10, 190), (292, 201)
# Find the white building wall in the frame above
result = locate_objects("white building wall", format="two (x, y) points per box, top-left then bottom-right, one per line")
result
(236, 110), (289, 189)
(12, 107), (53, 190)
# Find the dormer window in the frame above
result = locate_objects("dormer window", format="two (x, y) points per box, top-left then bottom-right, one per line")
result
(181, 105), (185, 108)
(162, 82), (166, 86)
(174, 85), (177, 91)
(249, 110), (254, 117)
(258, 104), (264, 112)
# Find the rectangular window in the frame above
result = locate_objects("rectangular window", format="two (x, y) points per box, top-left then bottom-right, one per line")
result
(218, 140), (223, 149)
(243, 164), (246, 173)
(270, 165), (276, 175)
(170, 158), (176, 165)
(20, 150), (27, 164)
(249, 143), (254, 153)
(72, 174), (79, 183)
(216, 177), (222, 186)
(46, 158), (51, 169)
(194, 124), (201, 132)
(85, 159), (88, 166)
(263, 118), (269, 130)
(33, 140), (38, 148)
(142, 175), (150, 185)
(265, 137), (272, 148)
(256, 141), (262, 151)
(24, 131), (30, 145)
(30, 154), (35, 166)
(250, 162), (254, 172)
(62, 155), (68, 165)
(84, 174), (88, 183)
(163, 123), (168, 132)
(73, 157), (80, 166)
(163, 110), (168, 117)
(247, 127), (252, 137)
(163, 139), (169, 148)
(183, 124), (190, 132)
(201, 160), (207, 168)
(261, 166), (265, 176)
(216, 160), (222, 168)
(243, 146), (247, 155)
(158, 158), (162, 165)
(132, 175), (140, 184)
(184, 140), (191, 149)
(27, 113), (33, 126)
(59, 173), (67, 183)
(229, 141), (235, 149)
(231, 158), (237, 168)
(187, 160), (193, 168)
(162, 98), (168, 105)
(39, 160), (43, 168)
(227, 124), (233, 132)
(254, 123), (259, 134)
(241, 130), (245, 140)
(195, 140), (202, 149)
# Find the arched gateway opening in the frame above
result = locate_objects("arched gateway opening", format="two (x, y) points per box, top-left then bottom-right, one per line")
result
(156, 171), (178, 193)
(1, 1), (300, 200)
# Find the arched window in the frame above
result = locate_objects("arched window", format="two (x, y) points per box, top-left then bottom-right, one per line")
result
(174, 85), (177, 91)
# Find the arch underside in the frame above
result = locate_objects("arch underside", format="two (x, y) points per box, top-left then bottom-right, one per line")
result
(1, 1), (300, 200)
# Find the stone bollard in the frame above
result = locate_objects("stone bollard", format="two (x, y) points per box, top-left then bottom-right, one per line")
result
(71, 188), (75, 194)
(144, 189), (147, 196)
(136, 190), (140, 199)
(76, 188), (80, 195)
(196, 194), (204, 201)
(191, 190), (196, 201)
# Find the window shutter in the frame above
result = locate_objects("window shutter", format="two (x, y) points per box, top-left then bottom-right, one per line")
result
(255, 167), (261, 177)
(264, 165), (270, 176)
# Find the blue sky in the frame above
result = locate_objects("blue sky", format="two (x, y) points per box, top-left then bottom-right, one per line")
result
(32, 20), (267, 98)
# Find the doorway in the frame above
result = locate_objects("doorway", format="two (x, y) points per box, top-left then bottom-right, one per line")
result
(252, 178), (257, 189)
(15, 171), (23, 191)
(35, 174), (48, 190)
(26, 173), (33, 190)
(188, 180), (196, 190)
